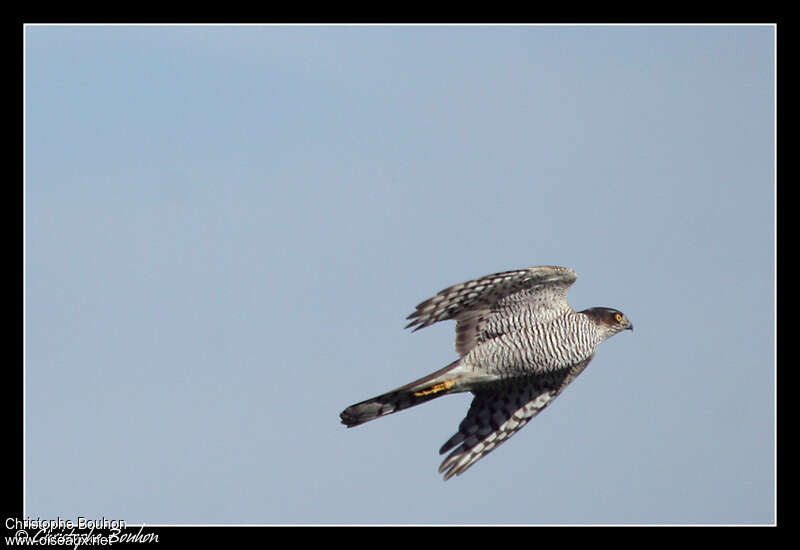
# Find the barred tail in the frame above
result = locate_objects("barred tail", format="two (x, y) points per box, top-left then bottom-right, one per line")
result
(340, 360), (463, 427)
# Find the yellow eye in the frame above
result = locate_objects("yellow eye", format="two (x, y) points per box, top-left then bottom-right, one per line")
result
(615, 313), (623, 323)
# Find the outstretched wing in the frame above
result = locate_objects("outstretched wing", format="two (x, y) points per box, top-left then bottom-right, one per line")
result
(437, 356), (593, 480)
(405, 266), (578, 356)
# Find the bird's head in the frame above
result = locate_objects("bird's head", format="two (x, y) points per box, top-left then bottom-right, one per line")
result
(580, 307), (633, 341)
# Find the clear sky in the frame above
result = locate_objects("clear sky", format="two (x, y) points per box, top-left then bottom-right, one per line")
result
(25, 25), (774, 525)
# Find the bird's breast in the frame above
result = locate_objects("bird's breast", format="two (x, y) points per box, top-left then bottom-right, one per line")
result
(466, 311), (599, 376)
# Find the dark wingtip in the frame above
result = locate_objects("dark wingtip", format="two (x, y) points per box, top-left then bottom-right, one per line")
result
(439, 431), (464, 455)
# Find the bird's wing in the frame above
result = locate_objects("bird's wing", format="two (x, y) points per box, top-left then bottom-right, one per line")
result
(437, 356), (592, 480)
(405, 266), (578, 356)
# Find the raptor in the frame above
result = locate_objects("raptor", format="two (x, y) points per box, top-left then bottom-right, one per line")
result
(340, 266), (633, 480)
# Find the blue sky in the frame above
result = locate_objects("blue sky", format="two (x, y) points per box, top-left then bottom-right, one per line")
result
(25, 25), (774, 525)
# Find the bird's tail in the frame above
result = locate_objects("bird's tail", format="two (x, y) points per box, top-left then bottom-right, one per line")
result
(340, 360), (465, 427)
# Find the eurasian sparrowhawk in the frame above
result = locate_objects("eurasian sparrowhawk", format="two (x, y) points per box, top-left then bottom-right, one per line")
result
(340, 266), (633, 480)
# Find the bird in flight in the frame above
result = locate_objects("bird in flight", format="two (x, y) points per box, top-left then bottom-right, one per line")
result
(340, 265), (633, 480)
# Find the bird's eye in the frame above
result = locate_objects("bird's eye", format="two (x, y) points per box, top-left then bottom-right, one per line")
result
(615, 313), (623, 323)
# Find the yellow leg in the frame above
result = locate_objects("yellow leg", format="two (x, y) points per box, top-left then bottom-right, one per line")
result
(414, 379), (455, 397)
